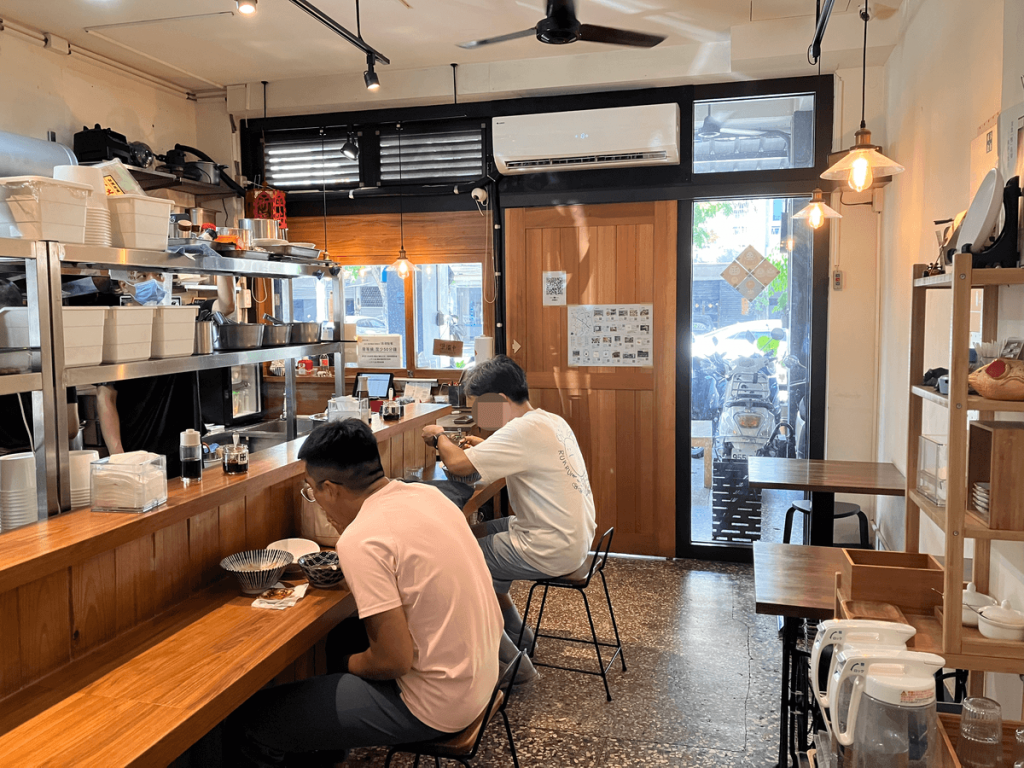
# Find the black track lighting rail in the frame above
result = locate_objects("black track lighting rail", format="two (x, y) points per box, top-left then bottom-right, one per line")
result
(287, 0), (390, 65)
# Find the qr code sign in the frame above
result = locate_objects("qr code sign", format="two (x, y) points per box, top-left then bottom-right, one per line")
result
(542, 271), (566, 305)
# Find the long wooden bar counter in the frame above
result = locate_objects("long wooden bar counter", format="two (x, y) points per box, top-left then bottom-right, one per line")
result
(0, 403), (452, 766)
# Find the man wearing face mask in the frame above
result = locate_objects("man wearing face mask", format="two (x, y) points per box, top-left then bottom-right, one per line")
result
(96, 273), (234, 478)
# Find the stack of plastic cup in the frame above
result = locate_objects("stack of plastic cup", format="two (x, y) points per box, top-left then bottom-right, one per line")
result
(0, 452), (37, 531)
(69, 449), (99, 508)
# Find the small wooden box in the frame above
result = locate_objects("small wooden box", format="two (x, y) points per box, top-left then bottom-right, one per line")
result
(968, 421), (1024, 530)
(841, 549), (944, 611)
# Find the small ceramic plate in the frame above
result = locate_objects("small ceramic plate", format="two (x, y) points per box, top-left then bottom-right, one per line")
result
(254, 238), (289, 247)
(289, 242), (317, 248)
(267, 538), (320, 574)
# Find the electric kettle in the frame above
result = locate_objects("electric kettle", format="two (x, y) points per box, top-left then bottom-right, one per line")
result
(809, 619), (917, 709)
(829, 648), (945, 768)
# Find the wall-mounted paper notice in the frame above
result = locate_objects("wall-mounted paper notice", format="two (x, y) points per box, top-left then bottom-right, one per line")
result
(357, 334), (403, 368)
(568, 304), (653, 367)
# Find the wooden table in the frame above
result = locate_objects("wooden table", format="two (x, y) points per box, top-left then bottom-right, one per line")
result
(0, 579), (355, 766)
(747, 458), (905, 547)
(754, 543), (845, 768)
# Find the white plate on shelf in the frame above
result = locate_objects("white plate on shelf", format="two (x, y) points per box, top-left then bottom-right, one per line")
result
(290, 242), (317, 249)
(253, 238), (289, 247)
(959, 167), (1004, 255)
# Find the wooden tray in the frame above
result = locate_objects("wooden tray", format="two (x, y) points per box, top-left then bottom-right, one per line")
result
(939, 711), (1024, 767)
(842, 549), (944, 611)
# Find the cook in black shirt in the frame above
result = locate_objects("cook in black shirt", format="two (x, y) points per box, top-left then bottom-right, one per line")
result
(96, 275), (234, 478)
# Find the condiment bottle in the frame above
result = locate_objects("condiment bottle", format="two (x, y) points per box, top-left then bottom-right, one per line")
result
(180, 428), (202, 486)
(223, 433), (249, 475)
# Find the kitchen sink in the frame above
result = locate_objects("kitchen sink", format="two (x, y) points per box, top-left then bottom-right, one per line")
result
(205, 419), (313, 456)
(236, 419), (314, 436)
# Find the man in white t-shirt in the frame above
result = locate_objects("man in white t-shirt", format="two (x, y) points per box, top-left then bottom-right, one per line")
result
(239, 419), (502, 764)
(422, 355), (596, 674)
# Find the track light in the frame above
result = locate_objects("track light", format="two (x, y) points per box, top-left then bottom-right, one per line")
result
(341, 133), (359, 161)
(237, 0), (257, 14)
(364, 53), (380, 90)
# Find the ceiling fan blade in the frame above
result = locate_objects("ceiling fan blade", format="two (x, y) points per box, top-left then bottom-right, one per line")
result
(578, 24), (665, 48)
(457, 27), (537, 49)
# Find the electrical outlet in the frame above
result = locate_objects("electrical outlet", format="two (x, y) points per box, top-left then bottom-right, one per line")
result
(833, 270), (843, 291)
(239, 288), (252, 309)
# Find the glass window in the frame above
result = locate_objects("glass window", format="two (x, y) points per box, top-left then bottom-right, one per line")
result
(693, 94), (815, 174)
(343, 265), (407, 367)
(413, 263), (483, 370)
(290, 276), (330, 323)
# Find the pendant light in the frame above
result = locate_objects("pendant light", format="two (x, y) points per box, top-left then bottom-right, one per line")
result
(794, 189), (842, 230)
(390, 126), (416, 280)
(237, 0), (257, 14)
(820, 1), (903, 191)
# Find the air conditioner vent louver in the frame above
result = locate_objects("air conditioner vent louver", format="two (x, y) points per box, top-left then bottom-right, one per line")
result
(493, 104), (680, 175)
(506, 151), (669, 171)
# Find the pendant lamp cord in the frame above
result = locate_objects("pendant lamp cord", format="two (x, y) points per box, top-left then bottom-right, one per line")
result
(355, 0), (362, 39)
(398, 125), (404, 251)
(451, 63), (458, 105)
(321, 127), (328, 252)
(860, 0), (869, 130)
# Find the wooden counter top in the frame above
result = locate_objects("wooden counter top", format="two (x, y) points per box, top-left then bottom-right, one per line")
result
(0, 404), (451, 595)
(0, 578), (355, 766)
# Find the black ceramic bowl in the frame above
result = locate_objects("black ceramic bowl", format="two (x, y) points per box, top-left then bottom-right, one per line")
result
(298, 551), (345, 589)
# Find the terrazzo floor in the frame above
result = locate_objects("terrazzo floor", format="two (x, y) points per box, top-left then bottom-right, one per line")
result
(341, 556), (785, 767)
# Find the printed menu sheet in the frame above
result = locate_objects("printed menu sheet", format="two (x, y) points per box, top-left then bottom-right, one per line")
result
(568, 304), (653, 367)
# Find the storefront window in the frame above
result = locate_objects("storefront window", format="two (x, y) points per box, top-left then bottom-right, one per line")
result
(342, 265), (408, 367)
(693, 93), (815, 174)
(413, 264), (483, 369)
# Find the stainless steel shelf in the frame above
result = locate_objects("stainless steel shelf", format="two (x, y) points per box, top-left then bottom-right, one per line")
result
(63, 342), (350, 386)
(58, 243), (335, 278)
(0, 238), (40, 260)
(0, 372), (43, 396)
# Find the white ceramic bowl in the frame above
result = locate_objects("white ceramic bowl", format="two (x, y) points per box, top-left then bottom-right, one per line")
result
(962, 582), (997, 627)
(977, 601), (1024, 641)
(267, 538), (320, 574)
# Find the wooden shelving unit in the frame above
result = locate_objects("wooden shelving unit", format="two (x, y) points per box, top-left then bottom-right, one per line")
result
(905, 252), (1024, 680)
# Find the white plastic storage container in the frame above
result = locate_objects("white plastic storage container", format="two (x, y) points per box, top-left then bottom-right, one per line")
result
(108, 194), (174, 251)
(0, 306), (106, 367)
(0, 176), (92, 243)
(151, 305), (199, 358)
(102, 306), (154, 363)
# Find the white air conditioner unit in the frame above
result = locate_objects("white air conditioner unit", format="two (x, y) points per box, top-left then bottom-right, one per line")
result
(492, 103), (680, 175)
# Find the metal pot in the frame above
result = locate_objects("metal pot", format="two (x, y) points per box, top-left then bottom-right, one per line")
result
(215, 227), (252, 251)
(262, 324), (292, 346)
(238, 218), (280, 241)
(289, 322), (322, 344)
(213, 323), (264, 350)
(195, 320), (215, 354)
(188, 207), (219, 228)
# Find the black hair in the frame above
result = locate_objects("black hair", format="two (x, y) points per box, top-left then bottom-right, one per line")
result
(465, 354), (529, 404)
(297, 418), (385, 492)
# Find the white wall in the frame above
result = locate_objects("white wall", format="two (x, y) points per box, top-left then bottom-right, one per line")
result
(0, 32), (196, 154)
(875, 0), (1024, 715)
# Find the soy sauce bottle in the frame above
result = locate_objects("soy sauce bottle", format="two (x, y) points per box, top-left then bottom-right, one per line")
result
(180, 429), (202, 487)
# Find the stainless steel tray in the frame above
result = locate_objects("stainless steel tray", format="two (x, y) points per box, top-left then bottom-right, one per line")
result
(265, 244), (322, 260)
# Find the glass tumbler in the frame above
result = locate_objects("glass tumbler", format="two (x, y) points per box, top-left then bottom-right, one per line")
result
(957, 697), (1004, 768)
(1013, 726), (1024, 768)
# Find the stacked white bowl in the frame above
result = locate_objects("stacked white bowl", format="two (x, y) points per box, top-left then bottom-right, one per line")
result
(70, 449), (99, 509)
(54, 165), (111, 248)
(0, 452), (37, 531)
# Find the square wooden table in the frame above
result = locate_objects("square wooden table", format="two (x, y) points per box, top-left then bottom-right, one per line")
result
(747, 458), (905, 546)
(754, 542), (846, 768)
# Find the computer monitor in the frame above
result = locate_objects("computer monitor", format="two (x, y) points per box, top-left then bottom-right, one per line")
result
(352, 372), (394, 399)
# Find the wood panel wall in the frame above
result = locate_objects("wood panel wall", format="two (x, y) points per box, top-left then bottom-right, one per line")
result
(0, 480), (302, 700)
(505, 202), (677, 557)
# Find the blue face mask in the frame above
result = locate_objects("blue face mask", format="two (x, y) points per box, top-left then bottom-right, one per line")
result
(133, 279), (167, 306)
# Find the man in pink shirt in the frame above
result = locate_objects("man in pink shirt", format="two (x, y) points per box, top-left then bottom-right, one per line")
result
(238, 419), (502, 764)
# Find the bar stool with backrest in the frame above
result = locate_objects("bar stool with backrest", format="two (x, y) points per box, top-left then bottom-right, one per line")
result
(383, 651), (523, 768)
(516, 527), (625, 701)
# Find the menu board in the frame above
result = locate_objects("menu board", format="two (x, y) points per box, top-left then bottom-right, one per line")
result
(567, 304), (654, 367)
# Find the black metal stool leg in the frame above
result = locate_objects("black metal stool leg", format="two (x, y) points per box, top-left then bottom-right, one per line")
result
(600, 570), (626, 672)
(517, 582), (540, 651)
(856, 511), (869, 549)
(385, 750), (396, 767)
(581, 589), (611, 701)
(530, 585), (551, 658)
(783, 506), (797, 544)
(502, 710), (520, 768)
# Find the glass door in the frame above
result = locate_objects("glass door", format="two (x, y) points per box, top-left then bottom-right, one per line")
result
(687, 197), (816, 548)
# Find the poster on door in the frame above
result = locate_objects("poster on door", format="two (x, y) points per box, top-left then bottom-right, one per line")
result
(567, 304), (654, 367)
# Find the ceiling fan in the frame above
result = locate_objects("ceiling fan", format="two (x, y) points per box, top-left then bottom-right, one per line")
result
(457, 0), (665, 50)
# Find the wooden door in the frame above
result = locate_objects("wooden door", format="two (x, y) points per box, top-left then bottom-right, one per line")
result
(505, 202), (676, 556)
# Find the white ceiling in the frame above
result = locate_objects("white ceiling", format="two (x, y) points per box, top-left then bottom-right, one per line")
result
(0, 0), (888, 91)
